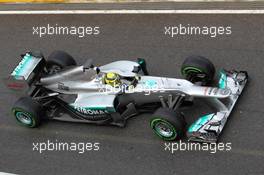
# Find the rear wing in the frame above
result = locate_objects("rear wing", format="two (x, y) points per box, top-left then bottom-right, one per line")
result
(3, 52), (45, 93)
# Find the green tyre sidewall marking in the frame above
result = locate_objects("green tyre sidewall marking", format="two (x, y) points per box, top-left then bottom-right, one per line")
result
(181, 66), (204, 77)
(150, 118), (177, 141)
(12, 107), (36, 128)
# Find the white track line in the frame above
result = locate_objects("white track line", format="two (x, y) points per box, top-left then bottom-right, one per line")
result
(0, 10), (263, 14)
(0, 172), (17, 175)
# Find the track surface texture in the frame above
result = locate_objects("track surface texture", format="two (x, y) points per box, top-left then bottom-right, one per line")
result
(0, 14), (263, 175)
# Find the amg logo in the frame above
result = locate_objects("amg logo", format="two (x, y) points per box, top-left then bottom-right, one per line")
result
(73, 106), (108, 115)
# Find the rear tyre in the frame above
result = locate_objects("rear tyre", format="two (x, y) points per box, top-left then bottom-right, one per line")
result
(46, 50), (77, 74)
(181, 55), (215, 85)
(12, 97), (43, 128)
(29, 51), (44, 58)
(150, 108), (185, 141)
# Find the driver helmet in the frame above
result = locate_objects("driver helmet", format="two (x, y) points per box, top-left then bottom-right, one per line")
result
(104, 72), (120, 87)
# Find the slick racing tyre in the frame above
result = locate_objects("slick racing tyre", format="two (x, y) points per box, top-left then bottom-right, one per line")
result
(181, 55), (215, 85)
(150, 108), (185, 141)
(46, 50), (77, 74)
(12, 97), (43, 128)
(29, 51), (44, 58)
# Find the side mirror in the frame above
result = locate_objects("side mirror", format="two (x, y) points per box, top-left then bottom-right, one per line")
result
(83, 59), (94, 71)
(137, 58), (149, 75)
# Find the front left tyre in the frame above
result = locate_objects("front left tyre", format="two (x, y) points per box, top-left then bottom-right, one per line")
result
(150, 108), (185, 141)
(12, 97), (43, 128)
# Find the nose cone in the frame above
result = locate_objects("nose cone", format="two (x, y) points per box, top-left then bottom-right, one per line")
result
(218, 88), (232, 98)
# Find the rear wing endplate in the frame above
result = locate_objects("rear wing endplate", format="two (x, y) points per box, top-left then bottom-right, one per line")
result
(3, 52), (45, 93)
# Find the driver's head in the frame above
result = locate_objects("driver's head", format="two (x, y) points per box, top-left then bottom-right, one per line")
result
(104, 72), (120, 87)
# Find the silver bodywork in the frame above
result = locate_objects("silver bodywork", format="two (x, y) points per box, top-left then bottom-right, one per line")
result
(6, 54), (248, 143)
(39, 60), (233, 112)
(39, 60), (247, 143)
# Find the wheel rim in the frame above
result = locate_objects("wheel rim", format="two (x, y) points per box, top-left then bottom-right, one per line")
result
(15, 111), (32, 125)
(151, 119), (177, 140)
(155, 122), (174, 137)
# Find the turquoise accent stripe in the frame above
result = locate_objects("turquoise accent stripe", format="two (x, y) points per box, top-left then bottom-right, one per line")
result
(218, 71), (227, 89)
(144, 79), (157, 88)
(188, 113), (214, 132)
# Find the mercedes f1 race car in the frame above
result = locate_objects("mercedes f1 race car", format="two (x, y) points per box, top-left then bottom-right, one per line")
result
(4, 51), (248, 143)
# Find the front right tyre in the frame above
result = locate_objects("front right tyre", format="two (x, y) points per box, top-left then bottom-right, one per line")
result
(181, 55), (215, 85)
(12, 97), (43, 128)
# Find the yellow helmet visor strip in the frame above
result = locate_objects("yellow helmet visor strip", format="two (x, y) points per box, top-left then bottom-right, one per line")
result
(105, 72), (120, 87)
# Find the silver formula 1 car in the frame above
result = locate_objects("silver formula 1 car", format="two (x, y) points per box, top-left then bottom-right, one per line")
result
(4, 51), (248, 143)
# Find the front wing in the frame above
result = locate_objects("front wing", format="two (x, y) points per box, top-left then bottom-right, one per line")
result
(187, 70), (248, 143)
